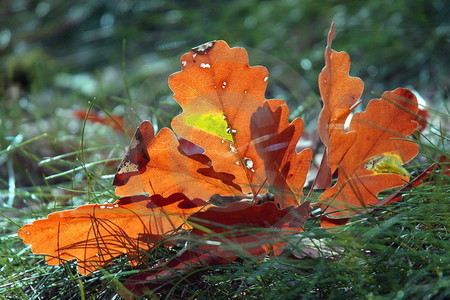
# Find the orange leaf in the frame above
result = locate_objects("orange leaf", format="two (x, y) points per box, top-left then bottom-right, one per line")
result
(319, 88), (419, 218)
(315, 24), (364, 188)
(169, 41), (275, 198)
(18, 194), (207, 274)
(315, 25), (419, 220)
(251, 101), (312, 207)
(320, 159), (440, 228)
(113, 121), (242, 200)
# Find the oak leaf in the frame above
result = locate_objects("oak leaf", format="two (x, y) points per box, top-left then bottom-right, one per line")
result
(251, 101), (312, 206)
(18, 194), (207, 274)
(113, 121), (242, 199)
(315, 24), (364, 189)
(169, 41), (279, 201)
(316, 25), (419, 221)
(117, 41), (311, 208)
(318, 88), (419, 217)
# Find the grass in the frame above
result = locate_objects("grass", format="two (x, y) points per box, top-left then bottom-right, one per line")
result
(2, 172), (449, 299)
(1, 1), (449, 299)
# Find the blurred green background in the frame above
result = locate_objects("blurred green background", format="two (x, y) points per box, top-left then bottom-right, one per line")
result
(1, 0), (449, 201)
(2, 0), (448, 94)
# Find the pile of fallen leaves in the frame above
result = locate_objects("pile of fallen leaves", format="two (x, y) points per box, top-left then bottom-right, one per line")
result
(19, 25), (431, 296)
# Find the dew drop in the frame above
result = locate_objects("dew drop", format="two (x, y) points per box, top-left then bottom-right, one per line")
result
(264, 76), (268, 82)
(206, 240), (222, 246)
(100, 205), (106, 209)
(226, 127), (237, 134)
(243, 157), (254, 169)
(181, 61), (187, 67)
(200, 63), (211, 68)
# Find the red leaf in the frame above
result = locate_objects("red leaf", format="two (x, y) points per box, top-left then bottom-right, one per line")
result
(188, 201), (311, 259)
(123, 249), (229, 296)
(73, 109), (130, 134)
(124, 201), (310, 296)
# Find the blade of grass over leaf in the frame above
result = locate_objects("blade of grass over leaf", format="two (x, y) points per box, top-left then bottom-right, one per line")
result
(18, 194), (208, 274)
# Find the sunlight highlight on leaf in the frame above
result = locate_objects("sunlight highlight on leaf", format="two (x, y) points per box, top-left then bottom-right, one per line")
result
(364, 153), (409, 177)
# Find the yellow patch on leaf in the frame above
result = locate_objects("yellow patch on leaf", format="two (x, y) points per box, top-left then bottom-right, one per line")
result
(364, 154), (409, 178)
(185, 113), (233, 141)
